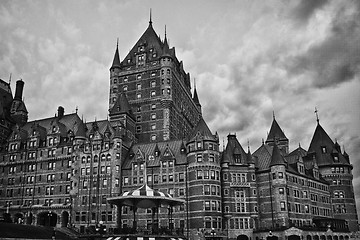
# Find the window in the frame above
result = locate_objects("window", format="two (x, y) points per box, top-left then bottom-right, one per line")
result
(123, 86), (128, 91)
(151, 81), (156, 87)
(151, 91), (156, 97)
(280, 202), (286, 211)
(279, 188), (284, 194)
(278, 172), (284, 179)
(321, 146), (327, 153)
(179, 173), (185, 182)
(204, 185), (210, 195)
(197, 170), (202, 179)
(137, 93), (141, 99)
(151, 124), (156, 130)
(151, 135), (156, 141)
(137, 84), (141, 90)
(151, 113), (156, 120)
(151, 104), (156, 110)
(196, 154), (202, 162)
(204, 201), (210, 210)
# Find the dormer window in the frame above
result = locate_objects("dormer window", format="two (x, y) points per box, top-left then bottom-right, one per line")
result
(234, 155), (241, 163)
(197, 142), (202, 149)
(124, 77), (128, 82)
(321, 146), (327, 153)
(52, 126), (57, 133)
(334, 155), (339, 162)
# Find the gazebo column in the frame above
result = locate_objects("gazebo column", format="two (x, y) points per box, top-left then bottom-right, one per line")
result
(132, 206), (137, 231)
(116, 204), (122, 230)
(151, 206), (158, 234)
(168, 206), (173, 233)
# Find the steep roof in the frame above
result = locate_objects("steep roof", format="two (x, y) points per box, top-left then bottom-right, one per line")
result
(286, 145), (307, 165)
(253, 144), (273, 170)
(189, 117), (215, 141)
(222, 134), (248, 165)
(110, 43), (121, 70)
(109, 92), (133, 117)
(121, 22), (164, 65)
(308, 123), (349, 166)
(20, 113), (83, 138)
(269, 144), (287, 167)
(122, 140), (187, 169)
(193, 87), (201, 106)
(266, 118), (288, 142)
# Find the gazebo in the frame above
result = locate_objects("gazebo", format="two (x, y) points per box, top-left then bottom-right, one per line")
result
(107, 184), (185, 239)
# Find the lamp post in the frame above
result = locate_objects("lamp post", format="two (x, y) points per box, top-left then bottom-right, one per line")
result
(211, 228), (216, 239)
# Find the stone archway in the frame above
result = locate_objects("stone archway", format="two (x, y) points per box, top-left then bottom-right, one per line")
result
(14, 212), (24, 224)
(37, 211), (57, 227)
(237, 234), (249, 240)
(267, 236), (279, 240)
(61, 211), (69, 227)
(288, 235), (301, 240)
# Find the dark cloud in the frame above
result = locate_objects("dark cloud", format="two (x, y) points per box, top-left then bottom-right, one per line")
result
(287, 2), (360, 89)
(292, 0), (329, 24)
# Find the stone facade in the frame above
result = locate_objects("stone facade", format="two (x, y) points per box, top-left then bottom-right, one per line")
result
(0, 19), (358, 240)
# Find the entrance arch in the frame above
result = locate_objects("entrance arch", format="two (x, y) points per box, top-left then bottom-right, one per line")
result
(237, 235), (249, 240)
(61, 211), (69, 227)
(14, 213), (24, 224)
(37, 211), (57, 227)
(288, 235), (301, 240)
(267, 236), (279, 240)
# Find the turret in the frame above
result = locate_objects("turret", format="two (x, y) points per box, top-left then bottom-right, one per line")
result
(10, 79), (28, 126)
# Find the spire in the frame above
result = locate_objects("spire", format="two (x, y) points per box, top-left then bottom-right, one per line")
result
(266, 117), (287, 142)
(110, 40), (121, 70)
(273, 110), (275, 120)
(314, 107), (319, 124)
(149, 8), (153, 26)
(193, 78), (201, 106)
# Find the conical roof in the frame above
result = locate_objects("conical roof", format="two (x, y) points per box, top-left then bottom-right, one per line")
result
(109, 92), (133, 117)
(308, 123), (349, 166)
(269, 143), (287, 167)
(110, 44), (121, 70)
(189, 117), (215, 141)
(266, 118), (287, 142)
(122, 22), (163, 64)
(193, 87), (201, 106)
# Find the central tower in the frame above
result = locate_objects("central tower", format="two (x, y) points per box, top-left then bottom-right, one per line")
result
(109, 18), (201, 143)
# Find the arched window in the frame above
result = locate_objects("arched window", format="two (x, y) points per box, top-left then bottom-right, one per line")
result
(101, 154), (106, 162)
(204, 217), (211, 229)
(106, 154), (111, 161)
(87, 156), (91, 163)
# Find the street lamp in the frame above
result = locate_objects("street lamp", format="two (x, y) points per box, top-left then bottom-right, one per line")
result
(211, 228), (216, 239)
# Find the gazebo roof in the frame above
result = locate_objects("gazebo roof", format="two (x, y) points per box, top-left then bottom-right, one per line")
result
(107, 184), (184, 209)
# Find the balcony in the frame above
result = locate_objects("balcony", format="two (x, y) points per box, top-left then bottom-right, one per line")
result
(229, 182), (251, 187)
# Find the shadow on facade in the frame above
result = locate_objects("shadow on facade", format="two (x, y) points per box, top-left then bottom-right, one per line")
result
(37, 211), (57, 227)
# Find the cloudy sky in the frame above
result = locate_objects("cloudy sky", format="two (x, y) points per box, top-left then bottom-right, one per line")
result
(1, 0), (359, 218)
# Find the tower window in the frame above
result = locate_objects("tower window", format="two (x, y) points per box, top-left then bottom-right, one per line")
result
(123, 86), (128, 91)
(151, 81), (156, 87)
(321, 146), (327, 153)
(151, 104), (156, 110)
(151, 91), (156, 97)
(137, 93), (141, 99)
(137, 84), (141, 90)
(151, 135), (156, 141)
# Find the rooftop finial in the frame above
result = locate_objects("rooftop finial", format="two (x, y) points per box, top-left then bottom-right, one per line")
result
(315, 107), (319, 124)
(149, 8), (152, 25)
(165, 25), (167, 38)
(273, 110), (275, 120)
(194, 78), (196, 88)
(9, 73), (12, 85)
(116, 37), (119, 48)
(75, 106), (78, 114)
(247, 139), (250, 152)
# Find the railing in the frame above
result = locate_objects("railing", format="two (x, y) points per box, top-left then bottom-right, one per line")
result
(229, 182), (251, 187)
(113, 226), (185, 237)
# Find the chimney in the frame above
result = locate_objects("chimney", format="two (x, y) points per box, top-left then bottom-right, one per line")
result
(14, 79), (24, 100)
(58, 106), (64, 118)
